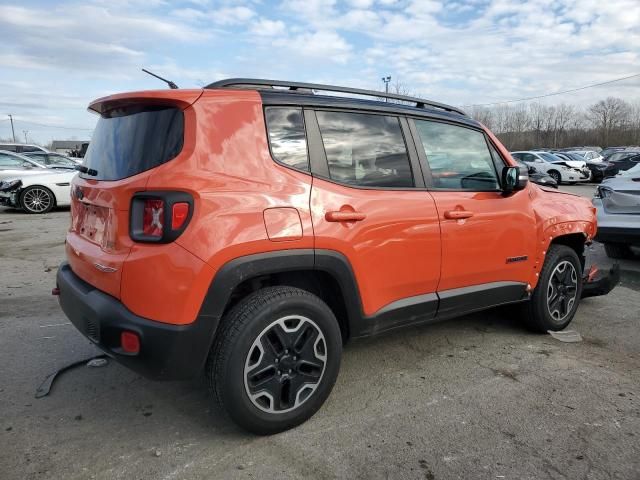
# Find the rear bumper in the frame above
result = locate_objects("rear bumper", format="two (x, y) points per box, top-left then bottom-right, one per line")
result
(582, 264), (620, 298)
(595, 227), (640, 245)
(56, 262), (217, 380)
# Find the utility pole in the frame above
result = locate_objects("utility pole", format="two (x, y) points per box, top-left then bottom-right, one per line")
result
(8, 114), (16, 142)
(23, 130), (29, 143)
(382, 76), (391, 102)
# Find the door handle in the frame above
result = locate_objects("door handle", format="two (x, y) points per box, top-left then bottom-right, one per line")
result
(325, 211), (367, 222)
(444, 210), (474, 220)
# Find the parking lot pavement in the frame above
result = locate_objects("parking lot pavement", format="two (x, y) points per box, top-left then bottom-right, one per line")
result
(1, 200), (639, 480)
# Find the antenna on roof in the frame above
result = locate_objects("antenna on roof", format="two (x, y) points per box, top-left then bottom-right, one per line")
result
(141, 68), (179, 89)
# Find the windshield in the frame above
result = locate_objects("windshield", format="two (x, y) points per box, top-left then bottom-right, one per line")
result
(539, 152), (562, 162)
(82, 105), (184, 181)
(564, 153), (585, 161)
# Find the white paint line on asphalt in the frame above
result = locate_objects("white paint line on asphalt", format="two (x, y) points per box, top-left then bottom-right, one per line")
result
(39, 322), (71, 328)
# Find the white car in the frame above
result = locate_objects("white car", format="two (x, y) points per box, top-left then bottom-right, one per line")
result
(510, 151), (590, 184)
(0, 150), (75, 181)
(567, 150), (604, 163)
(0, 170), (76, 213)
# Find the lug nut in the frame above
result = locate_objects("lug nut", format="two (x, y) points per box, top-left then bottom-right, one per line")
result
(275, 358), (279, 363)
(293, 356), (297, 361)
(277, 370), (281, 375)
(288, 369), (292, 374)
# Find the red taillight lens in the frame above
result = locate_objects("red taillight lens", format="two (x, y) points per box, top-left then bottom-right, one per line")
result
(142, 199), (164, 237)
(121, 331), (140, 354)
(172, 202), (189, 230)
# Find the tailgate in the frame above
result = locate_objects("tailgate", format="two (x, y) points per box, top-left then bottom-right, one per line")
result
(66, 175), (147, 299)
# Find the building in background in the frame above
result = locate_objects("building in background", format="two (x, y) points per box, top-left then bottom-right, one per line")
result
(51, 140), (90, 157)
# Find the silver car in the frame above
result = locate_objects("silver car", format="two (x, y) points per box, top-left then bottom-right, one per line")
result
(593, 172), (640, 258)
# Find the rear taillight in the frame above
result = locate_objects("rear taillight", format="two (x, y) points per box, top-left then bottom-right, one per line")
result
(130, 192), (193, 243)
(142, 199), (164, 238)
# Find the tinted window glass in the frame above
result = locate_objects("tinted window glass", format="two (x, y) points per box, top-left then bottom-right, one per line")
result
(414, 120), (499, 190)
(0, 154), (22, 167)
(539, 152), (561, 162)
(82, 106), (183, 181)
(316, 111), (413, 188)
(265, 107), (309, 171)
(21, 146), (40, 152)
(0, 145), (18, 152)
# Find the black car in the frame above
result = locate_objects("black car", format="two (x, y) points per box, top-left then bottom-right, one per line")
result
(553, 152), (618, 182)
(516, 160), (558, 188)
(606, 152), (640, 171)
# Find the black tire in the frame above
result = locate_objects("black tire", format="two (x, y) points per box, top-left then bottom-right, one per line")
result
(19, 185), (55, 214)
(604, 242), (632, 259)
(524, 244), (583, 332)
(548, 170), (561, 185)
(206, 286), (342, 435)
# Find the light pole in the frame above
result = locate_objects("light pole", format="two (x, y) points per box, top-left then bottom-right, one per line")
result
(382, 76), (391, 102)
(8, 114), (16, 142)
(23, 130), (29, 143)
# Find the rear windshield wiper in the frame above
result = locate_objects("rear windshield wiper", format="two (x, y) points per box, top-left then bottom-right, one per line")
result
(75, 165), (98, 176)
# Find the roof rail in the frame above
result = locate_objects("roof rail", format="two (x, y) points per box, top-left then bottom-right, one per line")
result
(205, 78), (466, 116)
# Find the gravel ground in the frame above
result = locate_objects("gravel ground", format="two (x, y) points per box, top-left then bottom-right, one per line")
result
(1, 184), (639, 480)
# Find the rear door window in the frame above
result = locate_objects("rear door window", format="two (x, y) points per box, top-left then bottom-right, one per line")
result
(315, 111), (414, 188)
(264, 107), (309, 172)
(0, 153), (23, 168)
(82, 105), (184, 181)
(414, 120), (499, 191)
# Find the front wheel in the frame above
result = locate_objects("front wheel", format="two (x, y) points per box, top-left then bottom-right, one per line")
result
(207, 286), (342, 434)
(524, 244), (583, 332)
(548, 170), (562, 185)
(20, 185), (55, 214)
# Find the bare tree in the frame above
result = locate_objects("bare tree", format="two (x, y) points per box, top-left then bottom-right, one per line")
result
(588, 97), (631, 145)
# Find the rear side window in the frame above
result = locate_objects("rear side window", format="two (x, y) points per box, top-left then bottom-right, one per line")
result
(82, 105), (183, 181)
(0, 153), (22, 167)
(315, 111), (414, 188)
(0, 145), (17, 152)
(265, 107), (309, 171)
(414, 120), (499, 191)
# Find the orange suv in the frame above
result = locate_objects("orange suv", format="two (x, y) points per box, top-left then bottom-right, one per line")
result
(56, 79), (618, 434)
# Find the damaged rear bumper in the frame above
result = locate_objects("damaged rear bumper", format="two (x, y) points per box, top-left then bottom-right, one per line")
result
(581, 263), (620, 298)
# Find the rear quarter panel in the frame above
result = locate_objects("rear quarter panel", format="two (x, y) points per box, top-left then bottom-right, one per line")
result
(125, 90), (314, 323)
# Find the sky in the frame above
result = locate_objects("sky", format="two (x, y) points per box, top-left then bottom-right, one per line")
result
(0, 0), (639, 145)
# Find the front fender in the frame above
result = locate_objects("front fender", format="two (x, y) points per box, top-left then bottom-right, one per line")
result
(528, 186), (597, 288)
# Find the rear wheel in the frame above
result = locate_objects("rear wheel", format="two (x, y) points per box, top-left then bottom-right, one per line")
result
(207, 286), (342, 434)
(548, 170), (561, 185)
(604, 242), (632, 259)
(524, 244), (582, 332)
(20, 186), (55, 214)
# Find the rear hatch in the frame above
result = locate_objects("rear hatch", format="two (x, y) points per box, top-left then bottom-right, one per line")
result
(598, 180), (640, 215)
(66, 90), (201, 298)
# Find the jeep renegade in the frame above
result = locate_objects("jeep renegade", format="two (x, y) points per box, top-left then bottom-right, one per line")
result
(56, 79), (616, 434)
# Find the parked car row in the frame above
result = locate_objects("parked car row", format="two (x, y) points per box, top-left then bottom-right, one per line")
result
(0, 150), (77, 213)
(509, 146), (640, 186)
(510, 150), (590, 185)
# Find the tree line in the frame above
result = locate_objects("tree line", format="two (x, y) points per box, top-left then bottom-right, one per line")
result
(470, 97), (640, 151)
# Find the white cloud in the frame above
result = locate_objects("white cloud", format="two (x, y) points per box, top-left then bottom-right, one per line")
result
(250, 18), (287, 36)
(212, 6), (256, 25)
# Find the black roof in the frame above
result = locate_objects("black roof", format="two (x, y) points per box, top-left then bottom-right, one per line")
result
(206, 78), (473, 125)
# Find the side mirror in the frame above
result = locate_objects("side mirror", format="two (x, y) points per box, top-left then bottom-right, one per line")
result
(22, 162), (33, 169)
(502, 166), (527, 193)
